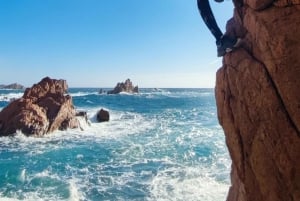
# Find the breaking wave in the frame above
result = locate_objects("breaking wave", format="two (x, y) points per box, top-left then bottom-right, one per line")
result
(0, 88), (230, 201)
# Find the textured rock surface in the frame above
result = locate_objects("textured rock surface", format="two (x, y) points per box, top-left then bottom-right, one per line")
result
(0, 77), (80, 136)
(215, 1), (300, 201)
(107, 79), (139, 94)
(96, 109), (110, 122)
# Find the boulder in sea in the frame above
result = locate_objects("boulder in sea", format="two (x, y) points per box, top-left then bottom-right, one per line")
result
(96, 109), (110, 122)
(215, 1), (300, 201)
(0, 77), (80, 136)
(107, 79), (139, 94)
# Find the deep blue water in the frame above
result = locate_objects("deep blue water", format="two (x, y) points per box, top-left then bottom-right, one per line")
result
(0, 88), (230, 201)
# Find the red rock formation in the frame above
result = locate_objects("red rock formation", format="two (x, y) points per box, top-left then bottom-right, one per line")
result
(107, 79), (139, 94)
(215, 1), (300, 201)
(0, 77), (80, 136)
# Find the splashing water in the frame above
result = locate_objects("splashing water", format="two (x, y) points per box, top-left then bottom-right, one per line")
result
(0, 88), (230, 201)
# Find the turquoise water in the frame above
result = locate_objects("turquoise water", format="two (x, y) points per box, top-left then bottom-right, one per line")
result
(0, 88), (230, 201)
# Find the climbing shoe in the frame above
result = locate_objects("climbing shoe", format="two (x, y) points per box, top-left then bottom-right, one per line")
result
(216, 35), (241, 57)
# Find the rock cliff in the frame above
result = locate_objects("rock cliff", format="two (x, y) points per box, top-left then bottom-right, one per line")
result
(0, 77), (80, 136)
(215, 1), (300, 201)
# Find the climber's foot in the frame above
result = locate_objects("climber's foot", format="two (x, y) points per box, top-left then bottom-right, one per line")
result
(216, 35), (241, 57)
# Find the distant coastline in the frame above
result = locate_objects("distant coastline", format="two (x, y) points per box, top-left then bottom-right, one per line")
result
(0, 83), (25, 90)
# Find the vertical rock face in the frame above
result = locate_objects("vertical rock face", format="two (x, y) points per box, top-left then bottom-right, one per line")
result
(0, 77), (80, 136)
(215, 1), (300, 201)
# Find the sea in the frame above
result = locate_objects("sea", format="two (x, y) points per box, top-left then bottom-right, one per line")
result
(0, 88), (231, 201)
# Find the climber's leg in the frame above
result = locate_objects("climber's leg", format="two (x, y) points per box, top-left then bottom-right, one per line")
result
(197, 0), (240, 57)
(197, 0), (223, 41)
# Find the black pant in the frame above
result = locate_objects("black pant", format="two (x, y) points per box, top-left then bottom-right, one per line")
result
(197, 0), (223, 41)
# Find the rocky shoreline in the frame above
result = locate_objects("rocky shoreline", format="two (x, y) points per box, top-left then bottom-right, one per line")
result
(0, 77), (110, 137)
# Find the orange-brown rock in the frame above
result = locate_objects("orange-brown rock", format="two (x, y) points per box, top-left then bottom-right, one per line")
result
(0, 77), (80, 136)
(107, 79), (139, 94)
(215, 1), (300, 201)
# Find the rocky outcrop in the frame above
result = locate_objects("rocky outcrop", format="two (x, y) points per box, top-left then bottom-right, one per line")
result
(0, 83), (25, 90)
(0, 77), (80, 136)
(107, 79), (139, 94)
(96, 109), (110, 122)
(215, 1), (300, 201)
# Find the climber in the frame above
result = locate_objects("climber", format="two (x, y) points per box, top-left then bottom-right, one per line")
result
(197, 0), (240, 57)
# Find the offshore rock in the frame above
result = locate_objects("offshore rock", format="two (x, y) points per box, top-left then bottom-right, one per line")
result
(215, 1), (300, 201)
(0, 77), (80, 136)
(96, 109), (110, 122)
(107, 79), (139, 94)
(0, 83), (25, 90)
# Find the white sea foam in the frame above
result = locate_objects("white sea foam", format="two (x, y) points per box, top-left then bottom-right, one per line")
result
(69, 91), (98, 97)
(0, 90), (97, 102)
(0, 168), (79, 201)
(0, 185), (65, 201)
(139, 90), (171, 98)
(118, 91), (134, 95)
(0, 198), (20, 201)
(149, 166), (229, 201)
(75, 108), (156, 139)
(34, 169), (52, 178)
(68, 179), (83, 201)
(0, 192), (62, 201)
(18, 169), (26, 183)
(0, 92), (23, 102)
(139, 89), (213, 99)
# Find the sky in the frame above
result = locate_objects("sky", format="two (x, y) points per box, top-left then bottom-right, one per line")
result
(0, 0), (234, 88)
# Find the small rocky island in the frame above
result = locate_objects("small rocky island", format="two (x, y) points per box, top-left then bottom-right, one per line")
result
(107, 79), (139, 94)
(0, 83), (25, 90)
(0, 77), (81, 136)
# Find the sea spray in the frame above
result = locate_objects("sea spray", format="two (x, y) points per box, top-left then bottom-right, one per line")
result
(0, 88), (230, 201)
(68, 179), (82, 201)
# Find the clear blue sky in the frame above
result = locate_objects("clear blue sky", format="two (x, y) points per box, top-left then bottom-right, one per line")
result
(0, 0), (234, 88)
